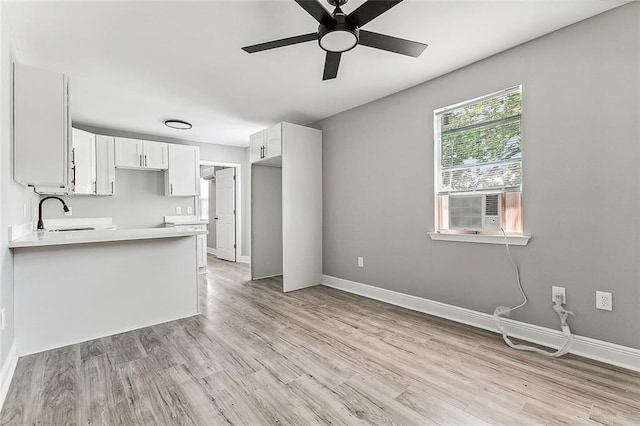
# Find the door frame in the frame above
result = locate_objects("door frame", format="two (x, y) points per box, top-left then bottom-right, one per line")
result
(199, 160), (242, 263)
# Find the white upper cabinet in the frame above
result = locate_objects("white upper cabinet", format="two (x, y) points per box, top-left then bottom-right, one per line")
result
(114, 137), (142, 169)
(166, 144), (200, 196)
(114, 137), (168, 170)
(70, 128), (96, 195)
(13, 63), (70, 191)
(250, 132), (264, 163)
(69, 130), (115, 196)
(265, 123), (282, 158)
(250, 123), (282, 163)
(143, 140), (169, 169)
(95, 135), (115, 195)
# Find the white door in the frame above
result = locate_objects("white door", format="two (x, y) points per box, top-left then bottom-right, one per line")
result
(114, 137), (143, 168)
(95, 135), (115, 195)
(71, 128), (96, 194)
(143, 140), (168, 169)
(215, 168), (236, 262)
(167, 144), (198, 196)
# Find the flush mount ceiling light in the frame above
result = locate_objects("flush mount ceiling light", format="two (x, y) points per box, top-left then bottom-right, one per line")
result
(164, 119), (192, 130)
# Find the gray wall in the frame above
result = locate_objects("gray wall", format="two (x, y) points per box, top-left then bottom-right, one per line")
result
(75, 124), (250, 256)
(41, 169), (194, 228)
(315, 4), (639, 349)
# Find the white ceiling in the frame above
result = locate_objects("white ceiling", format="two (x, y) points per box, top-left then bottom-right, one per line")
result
(4, 0), (629, 147)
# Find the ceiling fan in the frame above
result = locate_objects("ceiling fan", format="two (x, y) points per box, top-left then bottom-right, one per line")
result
(242, 0), (428, 80)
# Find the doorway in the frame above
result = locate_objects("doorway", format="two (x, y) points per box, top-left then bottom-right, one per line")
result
(199, 161), (241, 263)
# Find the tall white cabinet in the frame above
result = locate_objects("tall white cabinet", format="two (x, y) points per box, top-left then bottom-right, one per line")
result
(251, 122), (322, 292)
(13, 63), (70, 192)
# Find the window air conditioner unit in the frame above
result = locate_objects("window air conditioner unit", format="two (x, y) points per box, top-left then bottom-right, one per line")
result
(448, 193), (502, 232)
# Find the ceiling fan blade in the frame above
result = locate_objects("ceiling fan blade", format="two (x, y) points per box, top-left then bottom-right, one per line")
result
(358, 30), (427, 57)
(242, 33), (317, 53)
(347, 0), (403, 27)
(323, 52), (342, 80)
(294, 0), (334, 25)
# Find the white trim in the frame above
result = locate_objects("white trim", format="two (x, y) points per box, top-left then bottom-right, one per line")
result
(0, 341), (18, 411)
(238, 255), (250, 264)
(322, 275), (640, 372)
(428, 232), (531, 246)
(206, 247), (217, 255)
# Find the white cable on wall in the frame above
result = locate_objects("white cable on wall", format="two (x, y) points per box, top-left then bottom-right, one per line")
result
(493, 229), (574, 358)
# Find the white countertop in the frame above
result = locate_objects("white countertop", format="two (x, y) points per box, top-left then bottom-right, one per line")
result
(9, 227), (207, 248)
(163, 215), (209, 225)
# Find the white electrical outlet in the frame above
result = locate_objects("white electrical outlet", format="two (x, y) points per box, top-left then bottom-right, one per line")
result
(596, 291), (612, 311)
(187, 206), (193, 214)
(552, 286), (566, 304)
(357, 256), (364, 268)
(176, 206), (182, 214)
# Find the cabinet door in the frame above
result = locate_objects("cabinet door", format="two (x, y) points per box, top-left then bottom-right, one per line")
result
(166, 144), (199, 196)
(95, 135), (115, 195)
(71, 128), (96, 195)
(264, 123), (282, 159)
(196, 234), (207, 268)
(13, 64), (69, 188)
(250, 131), (264, 163)
(143, 141), (168, 170)
(114, 137), (143, 168)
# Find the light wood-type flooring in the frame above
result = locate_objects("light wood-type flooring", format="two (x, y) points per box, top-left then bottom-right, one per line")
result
(1, 256), (639, 425)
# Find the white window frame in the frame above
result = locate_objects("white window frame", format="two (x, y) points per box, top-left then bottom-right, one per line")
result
(430, 86), (530, 245)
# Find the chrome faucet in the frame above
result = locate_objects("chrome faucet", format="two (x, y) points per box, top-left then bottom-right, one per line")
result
(37, 196), (70, 230)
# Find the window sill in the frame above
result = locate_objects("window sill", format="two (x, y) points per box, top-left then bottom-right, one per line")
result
(428, 232), (531, 246)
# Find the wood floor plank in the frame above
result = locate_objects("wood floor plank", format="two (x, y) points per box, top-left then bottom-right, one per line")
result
(1, 255), (638, 425)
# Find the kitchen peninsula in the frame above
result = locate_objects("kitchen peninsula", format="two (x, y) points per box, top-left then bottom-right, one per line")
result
(10, 226), (206, 356)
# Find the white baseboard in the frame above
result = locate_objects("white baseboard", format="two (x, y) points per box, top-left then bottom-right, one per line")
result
(238, 255), (250, 264)
(0, 341), (18, 411)
(322, 275), (640, 372)
(206, 248), (217, 256)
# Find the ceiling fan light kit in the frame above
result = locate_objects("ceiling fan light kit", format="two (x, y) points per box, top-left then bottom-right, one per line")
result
(242, 0), (428, 80)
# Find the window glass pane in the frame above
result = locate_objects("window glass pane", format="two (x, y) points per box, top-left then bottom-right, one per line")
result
(199, 179), (209, 220)
(441, 118), (521, 168)
(442, 91), (521, 132)
(441, 161), (522, 192)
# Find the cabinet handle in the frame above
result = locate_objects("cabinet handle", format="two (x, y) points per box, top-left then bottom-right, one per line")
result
(94, 181), (97, 193)
(111, 181), (114, 194)
(144, 155), (147, 167)
(170, 183), (173, 195)
(139, 154), (143, 166)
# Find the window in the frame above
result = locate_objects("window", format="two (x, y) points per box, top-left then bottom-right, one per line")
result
(434, 86), (523, 234)
(199, 178), (209, 221)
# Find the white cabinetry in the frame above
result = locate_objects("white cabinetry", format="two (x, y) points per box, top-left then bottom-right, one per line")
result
(69, 130), (115, 196)
(114, 138), (168, 170)
(13, 63), (70, 192)
(251, 122), (322, 292)
(250, 123), (282, 163)
(95, 135), (115, 195)
(166, 144), (200, 196)
(70, 128), (96, 194)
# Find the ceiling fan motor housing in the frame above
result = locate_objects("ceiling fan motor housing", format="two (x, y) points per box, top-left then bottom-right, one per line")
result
(318, 7), (359, 53)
